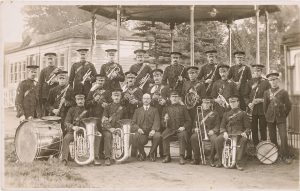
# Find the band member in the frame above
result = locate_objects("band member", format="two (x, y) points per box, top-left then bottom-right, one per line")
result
(245, 64), (270, 146)
(228, 51), (252, 111)
(47, 71), (75, 134)
(99, 49), (125, 90)
(162, 52), (186, 95)
(69, 48), (97, 97)
(38, 52), (60, 116)
(15, 65), (41, 122)
(131, 93), (161, 161)
(61, 94), (101, 166)
(102, 89), (126, 166)
(122, 71), (143, 119)
(129, 49), (153, 93)
(182, 66), (206, 160)
(197, 50), (221, 95)
(211, 64), (238, 120)
(190, 97), (220, 166)
(215, 95), (251, 170)
(263, 71), (292, 164)
(161, 91), (191, 165)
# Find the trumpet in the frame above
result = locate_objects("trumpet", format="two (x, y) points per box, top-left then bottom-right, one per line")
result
(139, 73), (150, 89)
(217, 93), (230, 108)
(107, 66), (120, 79)
(81, 69), (92, 84)
(46, 74), (57, 85)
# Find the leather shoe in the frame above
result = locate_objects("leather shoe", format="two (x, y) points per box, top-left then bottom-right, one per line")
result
(162, 155), (171, 163)
(184, 155), (192, 160)
(62, 159), (68, 166)
(236, 163), (244, 171)
(94, 158), (101, 166)
(210, 161), (216, 167)
(179, 156), (185, 165)
(105, 158), (111, 166)
(215, 163), (222, 168)
(149, 153), (156, 162)
(190, 159), (200, 165)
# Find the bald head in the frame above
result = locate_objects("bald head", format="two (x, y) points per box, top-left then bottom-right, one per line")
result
(143, 93), (151, 106)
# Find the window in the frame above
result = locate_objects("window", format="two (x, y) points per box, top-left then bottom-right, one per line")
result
(10, 63), (14, 83)
(22, 61), (26, 80)
(14, 63), (18, 83)
(18, 62), (22, 81)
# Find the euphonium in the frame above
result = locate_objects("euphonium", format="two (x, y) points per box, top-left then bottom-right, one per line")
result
(185, 88), (199, 109)
(111, 119), (132, 163)
(222, 135), (237, 168)
(72, 117), (101, 165)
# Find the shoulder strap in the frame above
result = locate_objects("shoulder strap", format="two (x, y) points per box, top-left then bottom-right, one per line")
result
(137, 63), (146, 77)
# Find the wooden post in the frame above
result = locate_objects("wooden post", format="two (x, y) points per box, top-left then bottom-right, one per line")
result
(255, 5), (260, 65)
(265, 10), (270, 73)
(90, 12), (96, 62)
(117, 6), (121, 64)
(170, 22), (175, 52)
(190, 5), (195, 66)
(227, 22), (232, 66)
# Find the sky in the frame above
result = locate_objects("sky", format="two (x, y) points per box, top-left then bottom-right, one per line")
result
(2, 3), (25, 43)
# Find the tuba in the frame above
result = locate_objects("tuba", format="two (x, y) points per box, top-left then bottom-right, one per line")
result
(111, 119), (132, 163)
(71, 117), (102, 165)
(222, 135), (238, 168)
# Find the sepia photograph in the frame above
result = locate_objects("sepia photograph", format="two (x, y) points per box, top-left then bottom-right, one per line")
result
(1, 1), (300, 190)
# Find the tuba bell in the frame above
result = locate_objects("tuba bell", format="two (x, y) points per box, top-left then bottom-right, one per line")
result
(222, 135), (238, 168)
(185, 88), (199, 109)
(111, 119), (132, 163)
(71, 117), (102, 165)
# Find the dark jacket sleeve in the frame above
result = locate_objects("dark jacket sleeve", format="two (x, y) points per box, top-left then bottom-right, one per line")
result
(197, 65), (205, 81)
(162, 67), (168, 85)
(89, 63), (97, 83)
(47, 88), (55, 113)
(69, 64), (75, 87)
(116, 64), (125, 82)
(283, 91), (292, 117)
(38, 69), (45, 99)
(15, 82), (24, 118)
(152, 108), (160, 131)
(246, 66), (252, 81)
(212, 112), (221, 133)
(86, 91), (96, 108)
(263, 90), (270, 115)
(243, 112), (251, 134)
(183, 106), (192, 130)
(64, 108), (74, 131)
(244, 81), (251, 106)
(210, 81), (218, 98)
(219, 113), (228, 133)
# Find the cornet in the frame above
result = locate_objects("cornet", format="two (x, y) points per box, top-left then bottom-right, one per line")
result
(139, 73), (150, 89)
(217, 93), (230, 108)
(46, 68), (59, 85)
(81, 69), (92, 84)
(107, 66), (120, 79)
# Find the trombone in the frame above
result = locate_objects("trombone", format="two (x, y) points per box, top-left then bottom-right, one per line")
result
(196, 106), (209, 165)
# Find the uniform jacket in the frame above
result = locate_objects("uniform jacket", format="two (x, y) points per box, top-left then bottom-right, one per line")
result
(38, 65), (59, 99)
(99, 62), (125, 90)
(148, 84), (170, 115)
(263, 87), (291, 123)
(122, 86), (143, 119)
(220, 108), (251, 135)
(129, 63), (154, 92)
(228, 64), (252, 96)
(162, 64), (185, 94)
(15, 79), (41, 118)
(245, 77), (270, 116)
(69, 61), (97, 96)
(193, 109), (220, 134)
(47, 85), (75, 118)
(132, 106), (160, 135)
(161, 103), (191, 139)
(102, 102), (126, 130)
(197, 63), (221, 94)
(64, 106), (88, 133)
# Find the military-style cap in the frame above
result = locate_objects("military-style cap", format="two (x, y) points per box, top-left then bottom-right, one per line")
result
(56, 70), (68, 75)
(151, 68), (163, 75)
(44, 52), (57, 57)
(105, 49), (117, 53)
(111, 88), (122, 94)
(170, 52), (182, 56)
(252, 64), (265, 68)
(266, 70), (280, 79)
(95, 74), (106, 78)
(233, 51), (245, 56)
(75, 94), (85, 99)
(134, 49), (146, 54)
(125, 71), (137, 77)
(186, 66), (199, 72)
(76, 48), (89, 52)
(218, 64), (230, 70)
(228, 94), (239, 102)
(170, 90), (179, 96)
(26, 65), (39, 69)
(205, 49), (217, 54)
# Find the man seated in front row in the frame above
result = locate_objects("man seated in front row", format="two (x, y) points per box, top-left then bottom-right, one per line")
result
(161, 91), (191, 165)
(101, 89), (126, 166)
(131, 93), (161, 161)
(215, 95), (251, 170)
(61, 94), (101, 166)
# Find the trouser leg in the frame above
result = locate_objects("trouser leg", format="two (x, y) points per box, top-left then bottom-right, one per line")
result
(209, 134), (217, 161)
(268, 122), (278, 146)
(94, 135), (101, 159)
(251, 115), (259, 146)
(103, 131), (112, 159)
(216, 134), (225, 164)
(277, 123), (289, 158)
(163, 136), (171, 156)
(177, 131), (187, 156)
(62, 133), (74, 161)
(150, 132), (162, 155)
(133, 133), (148, 155)
(236, 136), (248, 162)
(190, 133), (200, 160)
(259, 115), (267, 142)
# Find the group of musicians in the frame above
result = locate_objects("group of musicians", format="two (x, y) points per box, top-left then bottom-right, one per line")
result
(15, 47), (292, 170)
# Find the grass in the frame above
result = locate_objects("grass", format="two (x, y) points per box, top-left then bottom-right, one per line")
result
(4, 141), (88, 188)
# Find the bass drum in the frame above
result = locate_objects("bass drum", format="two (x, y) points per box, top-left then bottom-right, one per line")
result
(14, 118), (63, 162)
(256, 141), (278, 164)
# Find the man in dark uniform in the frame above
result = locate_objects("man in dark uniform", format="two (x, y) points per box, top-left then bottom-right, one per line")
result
(102, 89), (127, 166)
(38, 52), (60, 116)
(197, 50), (221, 95)
(69, 49), (97, 97)
(245, 64), (270, 146)
(162, 52), (185, 95)
(129, 49), (153, 93)
(182, 66), (206, 160)
(211, 64), (238, 121)
(228, 51), (252, 111)
(190, 97), (220, 166)
(61, 94), (101, 166)
(99, 49), (125, 90)
(161, 91), (191, 165)
(47, 71), (75, 134)
(263, 71), (292, 164)
(122, 71), (143, 119)
(15, 65), (41, 122)
(215, 95), (251, 170)
(131, 93), (161, 161)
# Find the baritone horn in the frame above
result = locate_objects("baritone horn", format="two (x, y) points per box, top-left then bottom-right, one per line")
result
(107, 65), (120, 80)
(222, 135), (238, 168)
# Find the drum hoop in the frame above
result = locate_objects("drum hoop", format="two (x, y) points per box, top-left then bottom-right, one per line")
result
(256, 141), (278, 164)
(41, 116), (61, 121)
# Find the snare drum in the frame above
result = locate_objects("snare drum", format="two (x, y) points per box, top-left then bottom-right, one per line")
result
(256, 141), (278, 164)
(14, 118), (63, 162)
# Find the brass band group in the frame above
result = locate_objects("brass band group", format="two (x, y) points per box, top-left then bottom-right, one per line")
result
(15, 47), (293, 171)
